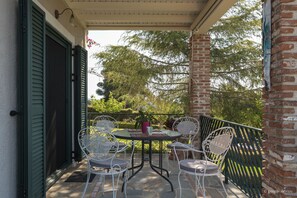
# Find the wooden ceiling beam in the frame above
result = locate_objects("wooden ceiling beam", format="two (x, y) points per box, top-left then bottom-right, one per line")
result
(68, 2), (205, 12)
(191, 0), (237, 33)
(80, 14), (195, 23)
(86, 25), (191, 31)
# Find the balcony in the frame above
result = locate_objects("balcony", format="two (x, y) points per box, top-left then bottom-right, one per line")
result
(47, 113), (261, 197)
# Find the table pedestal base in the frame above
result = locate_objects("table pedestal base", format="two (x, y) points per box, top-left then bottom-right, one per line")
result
(122, 140), (173, 192)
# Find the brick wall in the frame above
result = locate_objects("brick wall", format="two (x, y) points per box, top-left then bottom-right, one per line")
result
(189, 33), (211, 119)
(262, 0), (297, 197)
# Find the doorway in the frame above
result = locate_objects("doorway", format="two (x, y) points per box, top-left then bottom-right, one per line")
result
(45, 26), (72, 178)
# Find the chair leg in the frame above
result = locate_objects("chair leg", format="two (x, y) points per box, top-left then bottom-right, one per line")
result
(195, 175), (205, 198)
(177, 170), (182, 198)
(202, 175), (206, 198)
(195, 175), (198, 196)
(165, 150), (170, 170)
(81, 171), (91, 198)
(191, 150), (195, 159)
(117, 173), (121, 196)
(183, 151), (186, 160)
(172, 149), (176, 161)
(219, 176), (228, 197)
(99, 175), (105, 195)
(112, 174), (116, 198)
(123, 170), (129, 197)
(166, 149), (175, 171)
(110, 173), (122, 198)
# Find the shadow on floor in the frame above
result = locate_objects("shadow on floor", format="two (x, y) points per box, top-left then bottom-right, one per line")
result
(46, 154), (247, 198)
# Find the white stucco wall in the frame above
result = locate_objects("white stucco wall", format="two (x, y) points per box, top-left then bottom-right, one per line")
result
(0, 0), (86, 196)
(0, 0), (18, 197)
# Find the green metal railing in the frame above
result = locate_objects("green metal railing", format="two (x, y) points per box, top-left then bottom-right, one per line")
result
(87, 112), (184, 127)
(200, 115), (263, 198)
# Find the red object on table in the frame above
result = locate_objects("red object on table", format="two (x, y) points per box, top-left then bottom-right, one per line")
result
(141, 121), (150, 133)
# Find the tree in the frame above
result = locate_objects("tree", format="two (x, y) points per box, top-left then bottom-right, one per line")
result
(209, 0), (263, 127)
(95, 31), (191, 98)
(95, 46), (160, 98)
(92, 0), (263, 127)
(94, 32), (191, 114)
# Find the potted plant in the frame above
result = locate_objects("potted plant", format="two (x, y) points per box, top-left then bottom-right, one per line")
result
(135, 110), (156, 133)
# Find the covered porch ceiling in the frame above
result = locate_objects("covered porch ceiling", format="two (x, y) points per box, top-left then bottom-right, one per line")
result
(63, 0), (236, 33)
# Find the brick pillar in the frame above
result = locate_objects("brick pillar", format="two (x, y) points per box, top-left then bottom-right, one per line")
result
(189, 33), (211, 118)
(262, 0), (297, 197)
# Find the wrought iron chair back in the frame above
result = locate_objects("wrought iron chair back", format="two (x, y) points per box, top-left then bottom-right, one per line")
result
(173, 126), (235, 198)
(93, 115), (119, 132)
(172, 116), (199, 144)
(78, 128), (134, 198)
(78, 128), (118, 162)
(202, 127), (234, 171)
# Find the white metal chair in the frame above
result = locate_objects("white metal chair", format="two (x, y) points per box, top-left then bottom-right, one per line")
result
(167, 116), (199, 160)
(78, 128), (135, 198)
(173, 126), (235, 198)
(93, 115), (127, 154)
(93, 115), (119, 132)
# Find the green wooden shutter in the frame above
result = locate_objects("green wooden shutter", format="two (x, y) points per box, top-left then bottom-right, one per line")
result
(74, 45), (88, 161)
(19, 1), (45, 197)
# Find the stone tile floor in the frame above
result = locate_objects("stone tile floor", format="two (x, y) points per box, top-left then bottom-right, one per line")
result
(47, 153), (247, 198)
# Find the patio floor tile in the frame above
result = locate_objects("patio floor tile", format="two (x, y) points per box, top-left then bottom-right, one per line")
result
(46, 153), (247, 198)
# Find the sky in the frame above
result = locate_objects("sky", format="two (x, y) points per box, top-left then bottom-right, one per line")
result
(87, 30), (125, 99)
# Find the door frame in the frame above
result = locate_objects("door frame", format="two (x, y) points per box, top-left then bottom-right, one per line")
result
(45, 23), (73, 189)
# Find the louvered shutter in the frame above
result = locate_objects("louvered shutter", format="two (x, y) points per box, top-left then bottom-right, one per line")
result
(19, 1), (46, 197)
(74, 45), (88, 161)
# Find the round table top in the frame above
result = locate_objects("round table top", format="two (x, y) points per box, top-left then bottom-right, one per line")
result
(113, 129), (181, 141)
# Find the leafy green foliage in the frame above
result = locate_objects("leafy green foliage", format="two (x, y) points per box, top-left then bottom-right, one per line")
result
(89, 93), (125, 113)
(211, 85), (263, 128)
(209, 0), (263, 127)
(123, 31), (190, 60)
(96, 46), (157, 98)
(210, 0), (262, 90)
(94, 32), (191, 112)
(134, 110), (156, 128)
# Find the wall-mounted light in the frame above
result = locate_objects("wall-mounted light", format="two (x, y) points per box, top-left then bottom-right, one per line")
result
(55, 8), (75, 27)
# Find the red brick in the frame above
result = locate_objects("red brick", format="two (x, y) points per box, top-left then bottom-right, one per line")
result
(267, 193), (280, 198)
(280, 0), (295, 3)
(279, 27), (294, 34)
(281, 138), (295, 144)
(269, 92), (294, 98)
(263, 114), (276, 120)
(280, 12), (294, 18)
(273, 100), (297, 106)
(280, 43), (294, 51)
(280, 5), (297, 11)
(276, 145), (297, 152)
(273, 84), (297, 91)
(270, 164), (296, 177)
(275, 129), (297, 136)
(274, 36), (297, 43)
(268, 121), (294, 129)
(283, 186), (297, 193)
(271, 75), (295, 83)
(272, 68), (297, 75)
(279, 19), (297, 26)
(279, 177), (297, 185)
(278, 52), (297, 59)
